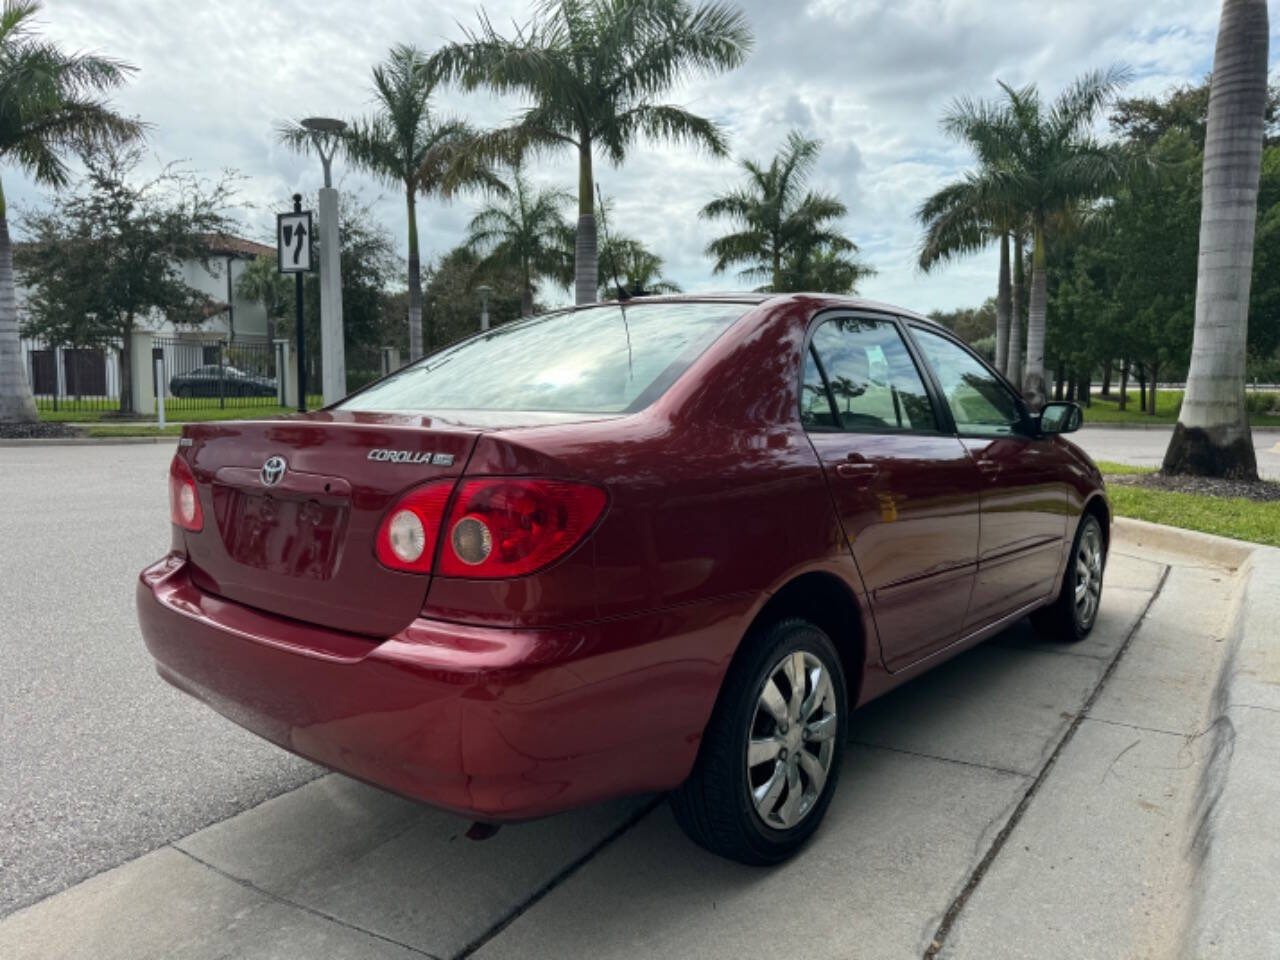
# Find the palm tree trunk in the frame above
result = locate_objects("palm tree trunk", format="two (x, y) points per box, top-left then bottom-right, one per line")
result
(574, 137), (598, 306)
(0, 178), (38, 423)
(1119, 359), (1129, 411)
(521, 262), (533, 318)
(1101, 360), (1112, 397)
(1022, 218), (1049, 411)
(406, 191), (425, 360)
(995, 233), (1011, 376)
(1162, 0), (1267, 478)
(1007, 230), (1025, 388)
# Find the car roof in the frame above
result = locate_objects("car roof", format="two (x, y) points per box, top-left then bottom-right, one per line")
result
(583, 291), (939, 327)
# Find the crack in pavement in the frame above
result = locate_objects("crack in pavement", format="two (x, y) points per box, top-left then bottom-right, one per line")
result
(452, 796), (664, 959)
(921, 563), (1173, 960)
(848, 741), (1030, 780)
(172, 846), (443, 960)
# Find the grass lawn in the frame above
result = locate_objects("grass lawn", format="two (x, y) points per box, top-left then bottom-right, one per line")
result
(1095, 461), (1280, 547)
(39, 399), (324, 423)
(85, 424), (183, 438)
(1081, 389), (1280, 427)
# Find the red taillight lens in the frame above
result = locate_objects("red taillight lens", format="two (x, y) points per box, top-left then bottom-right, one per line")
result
(375, 481), (453, 573)
(168, 455), (203, 531)
(437, 479), (607, 578)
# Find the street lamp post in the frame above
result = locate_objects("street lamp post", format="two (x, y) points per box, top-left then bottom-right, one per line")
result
(476, 284), (492, 333)
(301, 117), (347, 406)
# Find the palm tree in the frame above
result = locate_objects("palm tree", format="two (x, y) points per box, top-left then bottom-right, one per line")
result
(0, 0), (142, 423)
(278, 45), (498, 359)
(598, 235), (681, 298)
(701, 131), (868, 293)
(430, 0), (753, 306)
(466, 167), (572, 317)
(936, 69), (1132, 407)
(1163, 0), (1269, 479)
(917, 93), (1024, 377)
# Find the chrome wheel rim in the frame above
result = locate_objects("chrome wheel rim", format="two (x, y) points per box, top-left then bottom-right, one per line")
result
(746, 650), (838, 830)
(1074, 523), (1104, 628)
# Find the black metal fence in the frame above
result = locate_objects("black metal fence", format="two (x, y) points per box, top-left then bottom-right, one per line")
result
(154, 337), (285, 411)
(23, 338), (123, 416)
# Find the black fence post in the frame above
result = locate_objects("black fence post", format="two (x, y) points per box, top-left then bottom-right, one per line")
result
(218, 341), (225, 410)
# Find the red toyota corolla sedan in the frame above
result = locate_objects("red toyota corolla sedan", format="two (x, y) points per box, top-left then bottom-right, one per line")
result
(138, 293), (1108, 864)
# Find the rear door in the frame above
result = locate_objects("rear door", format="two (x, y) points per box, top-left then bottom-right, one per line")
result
(907, 325), (1069, 632)
(802, 313), (982, 672)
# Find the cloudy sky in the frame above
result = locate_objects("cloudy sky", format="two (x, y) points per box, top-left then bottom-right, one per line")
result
(11, 0), (1280, 312)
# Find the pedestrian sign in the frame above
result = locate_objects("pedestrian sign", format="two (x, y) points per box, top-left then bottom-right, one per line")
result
(277, 210), (314, 273)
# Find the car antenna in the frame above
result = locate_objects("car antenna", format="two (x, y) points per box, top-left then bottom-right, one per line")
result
(596, 183), (633, 379)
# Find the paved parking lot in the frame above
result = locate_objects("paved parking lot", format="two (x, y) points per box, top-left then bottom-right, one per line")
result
(0, 444), (319, 916)
(0, 441), (1257, 957)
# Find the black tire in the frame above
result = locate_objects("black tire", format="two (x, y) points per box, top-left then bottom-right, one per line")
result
(1032, 512), (1106, 643)
(670, 617), (847, 865)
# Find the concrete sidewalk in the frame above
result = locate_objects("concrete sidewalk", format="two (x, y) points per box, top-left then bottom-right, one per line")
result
(2, 530), (1275, 960)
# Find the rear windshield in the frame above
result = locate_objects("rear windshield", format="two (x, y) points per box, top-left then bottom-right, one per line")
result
(341, 301), (748, 414)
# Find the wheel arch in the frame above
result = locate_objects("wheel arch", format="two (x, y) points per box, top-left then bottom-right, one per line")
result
(1082, 492), (1111, 552)
(740, 570), (870, 706)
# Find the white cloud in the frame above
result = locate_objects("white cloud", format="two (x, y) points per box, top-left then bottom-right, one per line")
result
(10, 0), (1278, 314)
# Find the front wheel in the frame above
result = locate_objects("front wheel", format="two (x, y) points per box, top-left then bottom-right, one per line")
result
(1033, 513), (1106, 643)
(670, 618), (847, 865)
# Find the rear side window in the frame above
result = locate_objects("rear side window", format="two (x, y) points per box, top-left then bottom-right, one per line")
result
(804, 316), (938, 432)
(341, 302), (748, 414)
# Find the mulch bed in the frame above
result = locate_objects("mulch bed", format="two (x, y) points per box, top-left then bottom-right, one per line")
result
(1107, 471), (1280, 503)
(0, 422), (84, 440)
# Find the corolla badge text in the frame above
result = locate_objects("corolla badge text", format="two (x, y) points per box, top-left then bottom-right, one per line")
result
(367, 449), (455, 466)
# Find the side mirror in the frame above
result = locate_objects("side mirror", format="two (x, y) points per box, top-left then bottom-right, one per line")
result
(1039, 401), (1083, 435)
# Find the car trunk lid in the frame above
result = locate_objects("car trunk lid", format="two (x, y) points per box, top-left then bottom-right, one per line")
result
(179, 414), (479, 636)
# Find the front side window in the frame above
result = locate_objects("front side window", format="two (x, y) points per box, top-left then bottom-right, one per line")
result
(342, 302), (748, 415)
(911, 326), (1023, 436)
(804, 316), (937, 432)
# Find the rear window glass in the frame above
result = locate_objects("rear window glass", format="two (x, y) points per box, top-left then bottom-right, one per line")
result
(341, 302), (748, 414)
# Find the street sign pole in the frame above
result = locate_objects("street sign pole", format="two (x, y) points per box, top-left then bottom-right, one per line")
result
(278, 193), (314, 413)
(292, 196), (307, 413)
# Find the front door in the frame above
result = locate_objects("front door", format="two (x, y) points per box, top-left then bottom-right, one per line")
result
(801, 314), (983, 672)
(909, 325), (1069, 632)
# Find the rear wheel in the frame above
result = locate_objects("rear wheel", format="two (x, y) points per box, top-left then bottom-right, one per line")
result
(1033, 513), (1105, 643)
(671, 618), (846, 865)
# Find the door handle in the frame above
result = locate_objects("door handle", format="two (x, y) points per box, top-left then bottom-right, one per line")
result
(836, 461), (879, 479)
(975, 458), (1001, 476)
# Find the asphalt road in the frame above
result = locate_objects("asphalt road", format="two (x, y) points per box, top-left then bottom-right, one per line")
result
(1073, 424), (1280, 478)
(0, 443), (319, 917)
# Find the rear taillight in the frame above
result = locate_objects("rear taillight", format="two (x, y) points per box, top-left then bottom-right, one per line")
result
(374, 481), (453, 573)
(168, 455), (203, 532)
(375, 478), (607, 578)
(438, 479), (607, 578)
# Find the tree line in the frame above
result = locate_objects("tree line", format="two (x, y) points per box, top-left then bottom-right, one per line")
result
(0, 0), (1271, 481)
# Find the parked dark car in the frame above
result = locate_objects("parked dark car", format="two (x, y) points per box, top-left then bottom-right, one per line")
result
(169, 364), (277, 398)
(138, 293), (1106, 865)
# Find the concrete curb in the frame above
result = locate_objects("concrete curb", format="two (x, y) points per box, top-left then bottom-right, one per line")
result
(1111, 516), (1256, 569)
(1183, 544), (1280, 959)
(0, 437), (176, 447)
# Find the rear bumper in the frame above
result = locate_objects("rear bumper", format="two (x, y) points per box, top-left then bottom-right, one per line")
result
(137, 555), (747, 820)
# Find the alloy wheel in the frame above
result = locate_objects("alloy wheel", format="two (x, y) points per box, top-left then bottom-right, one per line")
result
(745, 650), (838, 830)
(1074, 523), (1104, 629)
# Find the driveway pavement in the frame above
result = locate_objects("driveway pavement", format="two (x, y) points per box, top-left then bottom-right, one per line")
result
(1074, 425), (1280, 479)
(2, 489), (1256, 958)
(0, 444), (319, 917)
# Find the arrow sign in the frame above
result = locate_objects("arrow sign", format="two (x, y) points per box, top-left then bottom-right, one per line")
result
(277, 210), (314, 274)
